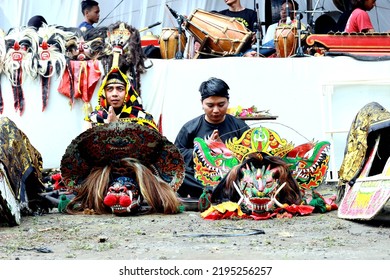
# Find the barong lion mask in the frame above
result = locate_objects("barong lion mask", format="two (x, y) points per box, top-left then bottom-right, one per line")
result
(103, 176), (142, 214)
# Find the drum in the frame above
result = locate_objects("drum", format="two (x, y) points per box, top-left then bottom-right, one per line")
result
(274, 24), (297, 58)
(185, 9), (253, 57)
(141, 31), (160, 47)
(159, 27), (187, 59)
(315, 11), (342, 34)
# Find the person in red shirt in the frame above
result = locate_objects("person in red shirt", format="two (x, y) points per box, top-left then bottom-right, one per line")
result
(344, 0), (376, 33)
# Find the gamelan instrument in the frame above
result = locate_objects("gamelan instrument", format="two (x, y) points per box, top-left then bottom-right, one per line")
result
(306, 32), (390, 56)
(184, 9), (253, 57)
(159, 27), (187, 59)
(141, 31), (159, 48)
(274, 24), (297, 57)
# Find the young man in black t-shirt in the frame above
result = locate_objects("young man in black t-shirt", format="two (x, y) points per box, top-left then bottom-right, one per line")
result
(218, 0), (258, 56)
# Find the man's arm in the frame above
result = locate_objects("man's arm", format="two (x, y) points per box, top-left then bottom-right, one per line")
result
(174, 127), (195, 168)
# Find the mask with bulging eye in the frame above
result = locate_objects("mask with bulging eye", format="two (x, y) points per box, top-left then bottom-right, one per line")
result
(65, 36), (92, 60)
(85, 37), (105, 59)
(103, 176), (142, 215)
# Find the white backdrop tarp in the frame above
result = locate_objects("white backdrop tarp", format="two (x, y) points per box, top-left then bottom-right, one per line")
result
(1, 0), (390, 178)
(1, 56), (390, 181)
(1, 0), (390, 34)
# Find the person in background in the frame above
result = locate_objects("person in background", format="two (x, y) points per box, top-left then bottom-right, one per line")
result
(344, 0), (376, 33)
(262, 0), (299, 47)
(78, 0), (100, 31)
(335, 1), (353, 32)
(218, 0), (259, 57)
(174, 77), (250, 199)
(218, 0), (257, 31)
(27, 15), (47, 29)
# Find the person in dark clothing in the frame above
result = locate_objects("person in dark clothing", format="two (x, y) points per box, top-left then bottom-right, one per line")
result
(78, 0), (100, 31)
(27, 15), (47, 29)
(345, 0), (376, 33)
(336, 9), (353, 32)
(218, 0), (258, 57)
(218, 0), (258, 31)
(174, 77), (250, 199)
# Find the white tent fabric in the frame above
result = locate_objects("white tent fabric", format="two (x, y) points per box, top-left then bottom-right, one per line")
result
(1, 56), (390, 179)
(1, 0), (390, 178)
(1, 0), (390, 34)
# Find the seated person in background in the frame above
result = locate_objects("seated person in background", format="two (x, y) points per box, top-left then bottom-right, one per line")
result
(262, 0), (300, 48)
(78, 0), (100, 31)
(344, 0), (375, 33)
(218, 0), (259, 57)
(218, 0), (257, 31)
(27, 15), (47, 29)
(174, 77), (250, 199)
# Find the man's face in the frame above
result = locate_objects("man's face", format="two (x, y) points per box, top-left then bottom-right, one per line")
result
(225, 0), (238, 6)
(105, 84), (126, 109)
(280, 3), (294, 22)
(86, 5), (100, 24)
(202, 96), (229, 124)
(365, 0), (376, 11)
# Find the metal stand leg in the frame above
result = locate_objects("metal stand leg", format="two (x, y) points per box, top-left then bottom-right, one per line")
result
(291, 12), (310, 58)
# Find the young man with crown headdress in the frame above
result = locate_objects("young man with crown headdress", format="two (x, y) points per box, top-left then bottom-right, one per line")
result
(62, 67), (183, 215)
(61, 63), (183, 215)
(84, 21), (155, 130)
(59, 22), (183, 216)
(84, 66), (157, 130)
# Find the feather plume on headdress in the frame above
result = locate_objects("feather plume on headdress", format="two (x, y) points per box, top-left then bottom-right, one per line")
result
(90, 22), (157, 129)
(4, 27), (39, 115)
(101, 22), (147, 95)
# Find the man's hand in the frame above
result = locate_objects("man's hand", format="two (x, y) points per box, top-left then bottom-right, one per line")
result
(243, 50), (258, 57)
(209, 129), (222, 143)
(107, 106), (119, 123)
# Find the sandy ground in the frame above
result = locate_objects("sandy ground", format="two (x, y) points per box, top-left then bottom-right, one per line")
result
(0, 184), (389, 261)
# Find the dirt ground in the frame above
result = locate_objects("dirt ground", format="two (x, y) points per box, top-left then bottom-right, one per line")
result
(0, 183), (389, 261)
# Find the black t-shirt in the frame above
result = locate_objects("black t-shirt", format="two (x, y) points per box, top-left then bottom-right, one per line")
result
(174, 114), (250, 170)
(174, 114), (250, 197)
(218, 8), (258, 31)
(218, 8), (258, 54)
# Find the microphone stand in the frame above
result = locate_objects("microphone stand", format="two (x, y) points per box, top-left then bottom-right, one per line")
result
(96, 0), (124, 26)
(139, 21), (162, 33)
(175, 16), (184, 59)
(285, 0), (292, 25)
(253, 1), (263, 57)
(291, 12), (309, 57)
(166, 4), (185, 59)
